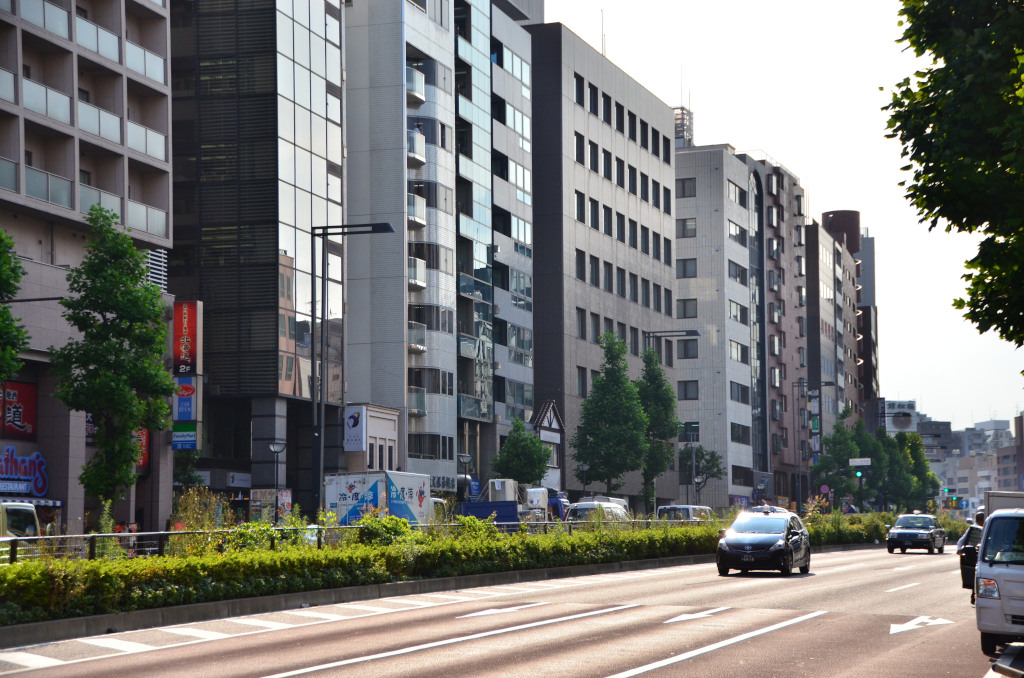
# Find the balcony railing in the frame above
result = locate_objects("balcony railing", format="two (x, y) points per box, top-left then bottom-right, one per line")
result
(78, 101), (122, 143)
(75, 16), (121, 63)
(23, 79), (71, 124)
(126, 199), (167, 237)
(126, 120), (166, 161)
(25, 166), (72, 208)
(458, 273), (492, 303)
(126, 41), (165, 84)
(408, 386), (426, 416)
(458, 333), (478, 359)
(408, 256), (426, 289)
(408, 193), (426, 228)
(407, 129), (426, 167)
(79, 184), (121, 216)
(458, 394), (492, 421)
(21, 0), (69, 39)
(0, 156), (16, 193)
(0, 67), (14, 104)
(408, 321), (427, 353)
(406, 66), (425, 106)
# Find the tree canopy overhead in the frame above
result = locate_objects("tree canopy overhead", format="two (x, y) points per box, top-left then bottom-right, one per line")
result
(885, 0), (1024, 348)
(636, 349), (679, 513)
(490, 417), (551, 487)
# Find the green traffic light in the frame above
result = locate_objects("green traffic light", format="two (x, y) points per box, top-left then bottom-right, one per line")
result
(943, 488), (949, 493)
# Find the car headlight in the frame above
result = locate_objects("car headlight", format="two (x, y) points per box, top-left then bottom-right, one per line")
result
(977, 578), (1000, 599)
(769, 539), (786, 551)
(887, 531), (895, 539)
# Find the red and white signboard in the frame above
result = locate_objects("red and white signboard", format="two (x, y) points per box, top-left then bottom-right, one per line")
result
(2, 382), (37, 441)
(173, 301), (203, 375)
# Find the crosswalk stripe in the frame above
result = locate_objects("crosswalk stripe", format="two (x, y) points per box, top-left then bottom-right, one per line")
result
(160, 627), (231, 640)
(334, 604), (400, 613)
(279, 610), (348, 621)
(78, 637), (155, 653)
(228, 618), (294, 630)
(0, 652), (65, 668)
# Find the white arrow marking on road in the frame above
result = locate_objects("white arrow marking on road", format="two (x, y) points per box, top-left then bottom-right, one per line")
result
(889, 616), (954, 634)
(457, 602), (550, 618)
(664, 607), (731, 624)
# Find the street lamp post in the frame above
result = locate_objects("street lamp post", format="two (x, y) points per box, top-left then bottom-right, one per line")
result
(269, 441), (286, 526)
(309, 222), (394, 514)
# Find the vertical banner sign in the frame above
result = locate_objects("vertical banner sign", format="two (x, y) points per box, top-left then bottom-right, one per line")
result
(135, 429), (150, 471)
(173, 376), (198, 422)
(3, 382), (38, 441)
(344, 406), (368, 453)
(173, 301), (204, 375)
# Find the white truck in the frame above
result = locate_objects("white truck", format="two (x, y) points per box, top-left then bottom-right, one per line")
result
(974, 490), (1024, 654)
(323, 472), (432, 526)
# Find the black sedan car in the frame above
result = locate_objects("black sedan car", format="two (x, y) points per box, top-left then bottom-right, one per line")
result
(886, 512), (946, 554)
(717, 507), (811, 576)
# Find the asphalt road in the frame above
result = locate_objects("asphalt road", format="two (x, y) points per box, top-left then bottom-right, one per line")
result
(0, 547), (1001, 677)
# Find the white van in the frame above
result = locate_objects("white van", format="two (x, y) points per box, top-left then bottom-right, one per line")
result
(974, 507), (1024, 653)
(0, 502), (41, 563)
(564, 500), (629, 522)
(657, 505), (713, 522)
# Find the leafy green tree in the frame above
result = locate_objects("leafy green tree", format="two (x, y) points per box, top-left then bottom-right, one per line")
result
(635, 349), (679, 513)
(678, 445), (725, 504)
(490, 418), (550, 486)
(811, 406), (859, 502)
(570, 333), (648, 494)
(879, 430), (915, 512)
(901, 431), (941, 509)
(51, 206), (175, 503)
(0, 230), (29, 382)
(885, 1), (1024, 349)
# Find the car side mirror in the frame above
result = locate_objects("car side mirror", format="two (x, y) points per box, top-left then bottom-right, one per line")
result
(718, 528), (726, 538)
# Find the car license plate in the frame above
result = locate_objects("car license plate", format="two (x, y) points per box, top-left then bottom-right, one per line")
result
(742, 555), (754, 562)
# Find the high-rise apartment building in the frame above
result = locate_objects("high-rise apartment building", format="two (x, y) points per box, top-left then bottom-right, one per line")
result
(0, 0), (173, 531)
(529, 23), (679, 507)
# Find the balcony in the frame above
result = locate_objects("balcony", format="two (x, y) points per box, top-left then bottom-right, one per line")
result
(79, 184), (121, 216)
(408, 386), (426, 417)
(126, 41), (165, 84)
(125, 199), (167, 237)
(408, 256), (426, 290)
(75, 16), (120, 63)
(21, 0), (69, 39)
(458, 394), (492, 422)
(407, 193), (426, 229)
(458, 273), (492, 303)
(25, 166), (72, 208)
(78, 101), (122, 143)
(407, 129), (426, 168)
(23, 79), (71, 125)
(408, 321), (427, 353)
(126, 120), (166, 161)
(458, 333), (478, 359)
(0, 67), (14, 104)
(406, 66), (425, 106)
(0, 156), (16, 192)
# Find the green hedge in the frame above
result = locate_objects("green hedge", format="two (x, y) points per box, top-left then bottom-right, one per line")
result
(0, 514), (965, 627)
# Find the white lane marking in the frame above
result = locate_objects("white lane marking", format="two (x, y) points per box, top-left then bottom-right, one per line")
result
(259, 605), (638, 678)
(889, 616), (954, 634)
(278, 610), (348, 622)
(457, 602), (551, 618)
(160, 627), (231, 640)
(603, 610), (828, 678)
(893, 566), (916, 571)
(0, 652), (65, 668)
(664, 607), (730, 624)
(885, 583), (921, 593)
(228, 618), (294, 630)
(78, 637), (155, 653)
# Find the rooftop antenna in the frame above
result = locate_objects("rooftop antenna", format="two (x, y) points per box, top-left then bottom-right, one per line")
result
(601, 10), (606, 56)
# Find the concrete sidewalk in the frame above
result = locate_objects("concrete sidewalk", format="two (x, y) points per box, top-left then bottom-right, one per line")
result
(0, 542), (879, 650)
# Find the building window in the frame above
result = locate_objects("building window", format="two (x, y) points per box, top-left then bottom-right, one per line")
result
(676, 177), (696, 198)
(663, 137), (671, 164)
(653, 283), (662, 312)
(589, 255), (600, 287)
(680, 421), (700, 442)
(603, 261), (613, 292)
(629, 220), (638, 248)
(640, 173), (649, 202)
(641, 226), (650, 254)
(590, 198), (599, 230)
(628, 166), (637, 195)
(727, 180), (748, 207)
(576, 308), (586, 339)
(604, 317), (614, 335)
(602, 93), (612, 123)
(588, 83), (598, 115)
(678, 380), (699, 400)
(603, 205), (613, 236)
(664, 289), (672, 316)
(576, 249), (586, 280)
(652, 129), (660, 158)
(728, 221), (748, 247)
(730, 381), (750, 404)
(731, 423), (752, 445)
(615, 102), (625, 132)
(728, 260), (748, 286)
(575, 191), (586, 221)
(679, 338), (698, 359)
(677, 258), (697, 279)
(640, 120), (648, 149)
(574, 73), (584, 105)
(677, 218), (696, 238)
(628, 111), (637, 140)
(678, 298), (697, 318)
(589, 141), (599, 172)
(617, 322), (626, 341)
(616, 212), (626, 242)
(602, 150), (612, 179)
(577, 366), (587, 397)
(729, 340), (750, 365)
(729, 300), (749, 325)
(652, 180), (661, 208)
(629, 273), (638, 302)
(615, 158), (625, 187)
(616, 267), (626, 297)
(574, 133), (584, 163)
(663, 186), (671, 213)
(590, 312), (601, 343)
(652, 235), (661, 261)
(629, 326), (640, 355)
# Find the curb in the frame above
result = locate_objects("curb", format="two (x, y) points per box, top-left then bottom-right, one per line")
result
(0, 542), (881, 650)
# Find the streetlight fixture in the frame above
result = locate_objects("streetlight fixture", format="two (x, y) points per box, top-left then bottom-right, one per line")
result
(268, 441), (286, 526)
(309, 222), (394, 513)
(457, 454), (472, 501)
(579, 464), (590, 498)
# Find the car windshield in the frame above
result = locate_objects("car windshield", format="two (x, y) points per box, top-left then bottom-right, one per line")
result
(730, 514), (787, 534)
(659, 508), (689, 520)
(894, 515), (934, 529)
(981, 517), (1024, 564)
(3, 506), (36, 537)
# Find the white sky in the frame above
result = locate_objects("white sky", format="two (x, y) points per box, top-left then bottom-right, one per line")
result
(543, 0), (1023, 431)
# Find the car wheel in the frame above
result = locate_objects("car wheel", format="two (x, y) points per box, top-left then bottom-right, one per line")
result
(900, 547), (907, 554)
(928, 543), (935, 555)
(981, 632), (998, 655)
(718, 563), (729, 576)
(887, 544), (894, 554)
(780, 551), (793, 576)
(938, 542), (944, 554)
(799, 552), (810, 574)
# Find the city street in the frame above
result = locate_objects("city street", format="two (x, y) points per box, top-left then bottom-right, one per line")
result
(0, 547), (997, 677)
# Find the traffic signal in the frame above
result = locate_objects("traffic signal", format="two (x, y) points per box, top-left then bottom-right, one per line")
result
(855, 471), (863, 478)
(943, 488), (949, 494)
